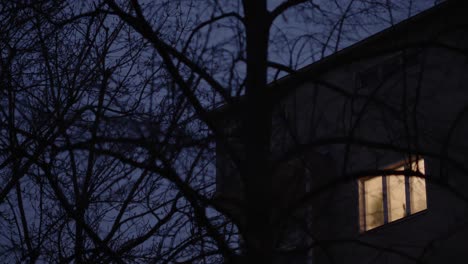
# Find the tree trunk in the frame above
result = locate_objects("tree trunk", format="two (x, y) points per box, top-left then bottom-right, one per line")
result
(242, 1), (273, 263)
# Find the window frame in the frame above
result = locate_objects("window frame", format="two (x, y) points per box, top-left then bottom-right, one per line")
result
(359, 158), (427, 232)
(355, 49), (422, 91)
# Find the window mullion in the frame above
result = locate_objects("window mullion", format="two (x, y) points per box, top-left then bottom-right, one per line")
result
(405, 175), (411, 216)
(382, 175), (389, 224)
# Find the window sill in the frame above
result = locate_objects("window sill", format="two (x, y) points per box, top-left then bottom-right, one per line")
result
(359, 209), (428, 235)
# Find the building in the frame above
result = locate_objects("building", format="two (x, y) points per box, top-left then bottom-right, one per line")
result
(215, 0), (468, 263)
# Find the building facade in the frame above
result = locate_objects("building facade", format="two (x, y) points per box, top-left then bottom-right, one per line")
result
(216, 1), (468, 263)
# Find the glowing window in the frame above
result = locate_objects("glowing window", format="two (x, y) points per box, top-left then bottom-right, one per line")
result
(359, 159), (427, 232)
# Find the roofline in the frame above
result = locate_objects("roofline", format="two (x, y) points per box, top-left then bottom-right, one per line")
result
(212, 0), (464, 119)
(269, 0), (454, 88)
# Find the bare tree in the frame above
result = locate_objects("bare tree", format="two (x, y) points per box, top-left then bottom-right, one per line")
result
(2, 0), (465, 264)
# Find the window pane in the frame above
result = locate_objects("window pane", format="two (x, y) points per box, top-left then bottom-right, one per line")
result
(411, 159), (425, 174)
(410, 176), (427, 213)
(364, 176), (384, 230)
(410, 159), (427, 213)
(387, 175), (406, 222)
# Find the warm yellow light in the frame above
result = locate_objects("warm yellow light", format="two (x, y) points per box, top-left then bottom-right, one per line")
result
(360, 159), (427, 232)
(364, 176), (384, 230)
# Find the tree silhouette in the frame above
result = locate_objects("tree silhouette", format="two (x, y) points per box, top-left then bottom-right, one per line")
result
(1, 0), (466, 263)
